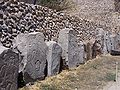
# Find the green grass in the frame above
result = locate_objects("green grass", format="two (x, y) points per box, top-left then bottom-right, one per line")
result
(105, 73), (116, 81)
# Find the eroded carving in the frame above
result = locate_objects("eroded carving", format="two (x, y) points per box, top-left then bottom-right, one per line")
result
(0, 45), (19, 90)
(14, 32), (47, 84)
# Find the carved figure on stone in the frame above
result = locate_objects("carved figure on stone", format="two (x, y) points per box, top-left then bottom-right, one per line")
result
(13, 32), (47, 84)
(0, 44), (19, 90)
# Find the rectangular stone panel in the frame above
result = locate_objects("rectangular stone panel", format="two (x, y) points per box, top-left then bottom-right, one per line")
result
(46, 41), (62, 76)
(13, 32), (47, 84)
(0, 44), (19, 90)
(58, 28), (80, 68)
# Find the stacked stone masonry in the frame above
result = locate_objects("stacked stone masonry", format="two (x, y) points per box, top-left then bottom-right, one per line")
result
(0, 0), (110, 48)
(72, 0), (120, 33)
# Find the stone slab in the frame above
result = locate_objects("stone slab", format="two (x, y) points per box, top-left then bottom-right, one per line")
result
(78, 41), (85, 63)
(14, 32), (47, 83)
(0, 44), (19, 90)
(58, 28), (79, 68)
(46, 41), (62, 76)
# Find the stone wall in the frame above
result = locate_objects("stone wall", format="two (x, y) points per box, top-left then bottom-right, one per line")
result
(18, 0), (39, 4)
(0, 0), (109, 48)
(72, 0), (120, 33)
(114, 0), (120, 12)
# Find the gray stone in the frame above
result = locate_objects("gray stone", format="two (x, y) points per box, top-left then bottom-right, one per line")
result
(0, 43), (19, 90)
(115, 33), (120, 50)
(13, 32), (47, 83)
(58, 28), (79, 68)
(85, 42), (93, 60)
(78, 41), (85, 63)
(46, 41), (62, 76)
(92, 28), (105, 57)
(109, 34), (116, 50)
(102, 31), (110, 55)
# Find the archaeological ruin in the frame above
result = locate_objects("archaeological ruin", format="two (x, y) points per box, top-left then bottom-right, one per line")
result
(0, 0), (120, 90)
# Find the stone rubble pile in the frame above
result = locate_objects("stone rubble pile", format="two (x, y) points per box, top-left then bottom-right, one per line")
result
(0, 0), (107, 48)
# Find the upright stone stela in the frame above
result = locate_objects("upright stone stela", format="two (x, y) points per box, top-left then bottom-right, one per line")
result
(58, 28), (80, 68)
(0, 44), (19, 90)
(46, 41), (62, 76)
(14, 32), (47, 83)
(78, 41), (85, 63)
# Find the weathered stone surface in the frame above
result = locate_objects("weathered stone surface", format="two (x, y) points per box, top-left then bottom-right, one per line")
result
(109, 34), (116, 50)
(58, 28), (79, 68)
(115, 33), (120, 50)
(0, 43), (19, 90)
(101, 31), (110, 55)
(19, 0), (39, 4)
(46, 41), (62, 76)
(92, 28), (104, 58)
(110, 50), (120, 56)
(85, 42), (93, 60)
(13, 32), (47, 83)
(78, 41), (85, 63)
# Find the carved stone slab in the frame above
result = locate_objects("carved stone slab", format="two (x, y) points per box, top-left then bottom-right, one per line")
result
(78, 41), (85, 63)
(46, 41), (62, 76)
(14, 32), (47, 83)
(102, 31), (110, 55)
(109, 34), (116, 51)
(92, 28), (104, 58)
(115, 33), (120, 50)
(85, 42), (93, 60)
(0, 44), (19, 90)
(58, 28), (79, 68)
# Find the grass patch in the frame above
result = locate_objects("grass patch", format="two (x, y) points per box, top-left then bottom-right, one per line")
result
(40, 84), (58, 90)
(105, 73), (116, 81)
(20, 55), (120, 90)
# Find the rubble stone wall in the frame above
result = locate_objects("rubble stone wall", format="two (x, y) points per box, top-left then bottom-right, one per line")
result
(0, 0), (109, 48)
(72, 0), (120, 33)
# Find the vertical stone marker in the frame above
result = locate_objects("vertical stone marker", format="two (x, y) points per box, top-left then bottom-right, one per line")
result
(110, 34), (116, 50)
(46, 41), (62, 76)
(115, 33), (120, 50)
(92, 28), (104, 58)
(14, 32), (47, 84)
(85, 42), (93, 60)
(58, 28), (79, 68)
(78, 41), (85, 63)
(0, 43), (19, 90)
